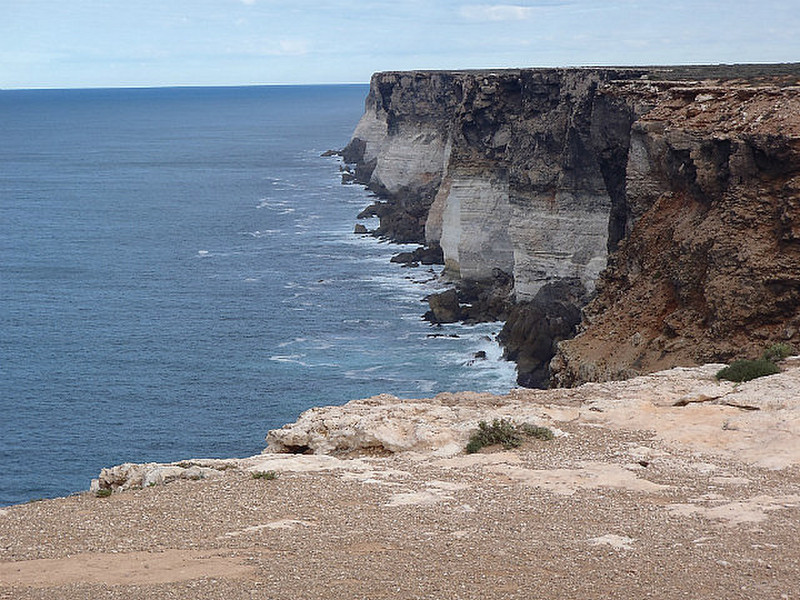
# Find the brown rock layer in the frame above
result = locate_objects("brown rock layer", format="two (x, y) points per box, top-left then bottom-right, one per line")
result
(553, 80), (800, 385)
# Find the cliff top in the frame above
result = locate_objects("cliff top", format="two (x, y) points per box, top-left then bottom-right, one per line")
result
(374, 63), (800, 85)
(2, 361), (800, 598)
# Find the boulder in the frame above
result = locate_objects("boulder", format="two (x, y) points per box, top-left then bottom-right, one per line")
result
(498, 279), (587, 388)
(424, 289), (462, 323)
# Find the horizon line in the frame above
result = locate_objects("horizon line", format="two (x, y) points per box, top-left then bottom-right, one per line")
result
(0, 81), (371, 92)
(5, 60), (799, 92)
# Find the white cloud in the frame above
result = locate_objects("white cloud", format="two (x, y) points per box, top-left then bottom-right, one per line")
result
(459, 4), (536, 21)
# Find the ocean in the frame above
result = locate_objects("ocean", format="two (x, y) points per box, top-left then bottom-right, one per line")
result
(0, 85), (516, 507)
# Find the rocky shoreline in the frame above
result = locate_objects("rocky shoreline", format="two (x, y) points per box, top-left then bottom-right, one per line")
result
(340, 64), (800, 388)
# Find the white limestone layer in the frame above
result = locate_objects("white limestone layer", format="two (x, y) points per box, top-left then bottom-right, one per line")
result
(436, 174), (514, 280)
(510, 190), (611, 300)
(370, 124), (448, 195)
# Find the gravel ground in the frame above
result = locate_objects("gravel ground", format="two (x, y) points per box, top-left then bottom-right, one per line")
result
(2, 415), (799, 599)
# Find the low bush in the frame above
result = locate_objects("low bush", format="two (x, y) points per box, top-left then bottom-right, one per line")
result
(519, 422), (556, 441)
(716, 359), (780, 383)
(465, 418), (554, 454)
(762, 343), (795, 363)
(252, 470), (278, 480)
(95, 488), (113, 498)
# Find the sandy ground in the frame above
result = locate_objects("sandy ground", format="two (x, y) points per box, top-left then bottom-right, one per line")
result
(2, 365), (800, 599)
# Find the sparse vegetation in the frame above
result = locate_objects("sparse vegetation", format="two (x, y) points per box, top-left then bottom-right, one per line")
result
(95, 488), (113, 498)
(716, 343), (793, 383)
(518, 422), (556, 441)
(716, 358), (780, 382)
(465, 418), (554, 454)
(762, 342), (795, 363)
(252, 470), (278, 480)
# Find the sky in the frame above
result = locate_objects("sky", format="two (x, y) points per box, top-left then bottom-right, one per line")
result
(2, 0), (798, 89)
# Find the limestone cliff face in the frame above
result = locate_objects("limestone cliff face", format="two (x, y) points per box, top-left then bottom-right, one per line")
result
(345, 68), (643, 296)
(343, 73), (461, 243)
(344, 65), (800, 386)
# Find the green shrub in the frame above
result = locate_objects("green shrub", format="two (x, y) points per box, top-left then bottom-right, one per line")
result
(519, 422), (556, 441)
(716, 359), (780, 383)
(95, 488), (113, 498)
(252, 470), (278, 480)
(762, 343), (795, 363)
(465, 419), (554, 454)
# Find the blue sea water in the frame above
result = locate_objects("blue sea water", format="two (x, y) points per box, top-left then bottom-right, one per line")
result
(0, 85), (516, 507)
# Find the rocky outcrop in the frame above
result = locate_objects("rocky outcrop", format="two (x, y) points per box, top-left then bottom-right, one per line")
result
(265, 358), (800, 469)
(390, 244), (443, 267)
(498, 279), (587, 388)
(18, 360), (800, 598)
(343, 73), (464, 243)
(91, 459), (233, 493)
(90, 359), (800, 491)
(552, 79), (800, 385)
(344, 65), (800, 386)
(423, 268), (514, 325)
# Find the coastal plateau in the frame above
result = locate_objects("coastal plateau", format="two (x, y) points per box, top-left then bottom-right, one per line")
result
(3, 360), (800, 598)
(342, 64), (800, 387)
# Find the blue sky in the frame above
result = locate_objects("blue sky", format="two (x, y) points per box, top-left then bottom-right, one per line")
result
(2, 0), (798, 88)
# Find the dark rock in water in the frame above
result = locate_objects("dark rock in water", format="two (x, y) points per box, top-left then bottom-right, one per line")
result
(353, 159), (378, 187)
(357, 204), (379, 219)
(424, 289), (462, 323)
(341, 138), (366, 165)
(473, 350), (487, 360)
(341, 170), (356, 184)
(498, 279), (588, 389)
(390, 251), (417, 264)
(390, 244), (444, 266)
(420, 270), (514, 325)
(354, 224), (368, 234)
(355, 200), (428, 243)
(321, 149), (341, 157)
(458, 269), (514, 324)
(341, 138), (378, 187)
(416, 245), (444, 265)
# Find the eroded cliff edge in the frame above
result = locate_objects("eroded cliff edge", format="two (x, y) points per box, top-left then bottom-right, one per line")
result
(343, 65), (800, 387)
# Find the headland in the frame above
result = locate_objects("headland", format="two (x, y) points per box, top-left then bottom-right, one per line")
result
(342, 64), (800, 387)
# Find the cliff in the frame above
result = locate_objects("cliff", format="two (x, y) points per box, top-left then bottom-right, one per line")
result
(553, 77), (800, 384)
(343, 65), (800, 386)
